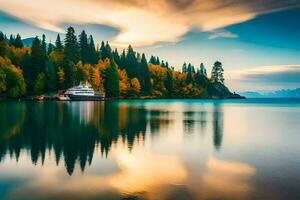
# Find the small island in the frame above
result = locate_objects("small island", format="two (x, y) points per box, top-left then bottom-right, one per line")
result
(0, 27), (243, 100)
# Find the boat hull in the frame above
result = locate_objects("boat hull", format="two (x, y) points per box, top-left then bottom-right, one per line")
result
(68, 94), (104, 101)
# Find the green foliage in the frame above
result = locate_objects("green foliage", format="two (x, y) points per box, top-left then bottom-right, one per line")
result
(88, 35), (98, 64)
(29, 37), (44, 89)
(104, 60), (119, 97)
(0, 67), (6, 92)
(55, 34), (63, 51)
(64, 27), (80, 88)
(0, 57), (26, 97)
(0, 27), (230, 99)
(140, 53), (152, 95)
(64, 27), (80, 64)
(79, 30), (89, 63)
(14, 34), (23, 48)
(45, 61), (57, 91)
(211, 61), (224, 84)
(165, 69), (173, 97)
(33, 72), (46, 95)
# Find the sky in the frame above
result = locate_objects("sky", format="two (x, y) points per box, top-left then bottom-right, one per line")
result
(0, 0), (300, 92)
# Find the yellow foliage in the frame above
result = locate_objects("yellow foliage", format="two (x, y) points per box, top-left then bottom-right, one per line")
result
(148, 63), (167, 96)
(118, 69), (130, 96)
(130, 77), (141, 95)
(91, 67), (104, 92)
(0, 56), (26, 97)
(94, 59), (108, 73)
(7, 46), (30, 66)
(57, 67), (65, 86)
(49, 50), (64, 66)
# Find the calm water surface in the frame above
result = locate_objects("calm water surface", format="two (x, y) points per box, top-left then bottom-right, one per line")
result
(0, 99), (300, 200)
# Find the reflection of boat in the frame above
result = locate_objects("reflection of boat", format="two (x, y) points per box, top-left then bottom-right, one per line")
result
(56, 95), (70, 101)
(65, 82), (105, 101)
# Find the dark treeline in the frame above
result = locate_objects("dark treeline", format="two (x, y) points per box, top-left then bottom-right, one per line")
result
(0, 27), (232, 99)
(0, 101), (223, 175)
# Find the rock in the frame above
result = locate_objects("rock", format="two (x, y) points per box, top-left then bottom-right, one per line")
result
(206, 82), (245, 99)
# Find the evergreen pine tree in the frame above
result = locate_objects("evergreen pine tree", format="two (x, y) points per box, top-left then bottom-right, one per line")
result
(30, 37), (44, 89)
(48, 43), (54, 55)
(182, 62), (187, 73)
(149, 56), (156, 64)
(119, 49), (126, 69)
(9, 35), (15, 46)
(64, 26), (80, 87)
(211, 61), (224, 83)
(195, 63), (208, 87)
(14, 34), (23, 48)
(125, 45), (139, 78)
(113, 48), (121, 67)
(104, 59), (119, 97)
(0, 32), (4, 41)
(186, 63), (194, 84)
(140, 53), (152, 95)
(165, 69), (173, 97)
(79, 30), (89, 63)
(88, 35), (98, 64)
(199, 63), (207, 77)
(156, 57), (160, 65)
(55, 34), (63, 51)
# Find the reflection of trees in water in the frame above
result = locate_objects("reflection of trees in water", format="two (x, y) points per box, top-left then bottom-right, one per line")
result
(0, 101), (224, 174)
(183, 111), (195, 134)
(181, 105), (223, 150)
(0, 101), (169, 175)
(213, 105), (223, 150)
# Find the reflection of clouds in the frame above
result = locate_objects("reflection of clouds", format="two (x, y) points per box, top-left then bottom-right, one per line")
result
(110, 149), (187, 194)
(2, 146), (186, 200)
(200, 157), (256, 199)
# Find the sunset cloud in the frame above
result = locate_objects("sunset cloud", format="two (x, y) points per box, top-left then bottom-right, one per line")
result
(227, 65), (300, 91)
(0, 0), (299, 46)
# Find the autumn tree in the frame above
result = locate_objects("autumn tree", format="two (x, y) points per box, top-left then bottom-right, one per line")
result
(130, 78), (141, 96)
(0, 56), (26, 97)
(57, 67), (65, 89)
(118, 69), (129, 97)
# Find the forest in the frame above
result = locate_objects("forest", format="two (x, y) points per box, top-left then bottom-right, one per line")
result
(0, 26), (241, 99)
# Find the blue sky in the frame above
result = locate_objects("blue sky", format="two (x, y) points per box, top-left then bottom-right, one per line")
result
(0, 0), (300, 91)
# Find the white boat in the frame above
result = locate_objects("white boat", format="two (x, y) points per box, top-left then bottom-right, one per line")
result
(64, 82), (105, 101)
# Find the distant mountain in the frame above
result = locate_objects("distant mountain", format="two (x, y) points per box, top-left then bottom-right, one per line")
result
(239, 91), (264, 98)
(240, 88), (300, 98)
(22, 37), (35, 46)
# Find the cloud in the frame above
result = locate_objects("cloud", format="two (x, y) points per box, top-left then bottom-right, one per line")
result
(0, 0), (299, 46)
(226, 64), (300, 91)
(208, 30), (238, 39)
(231, 64), (300, 83)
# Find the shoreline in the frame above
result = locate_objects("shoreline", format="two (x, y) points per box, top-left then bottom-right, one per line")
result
(0, 95), (246, 101)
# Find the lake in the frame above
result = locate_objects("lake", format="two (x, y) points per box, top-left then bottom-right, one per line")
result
(0, 99), (300, 200)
